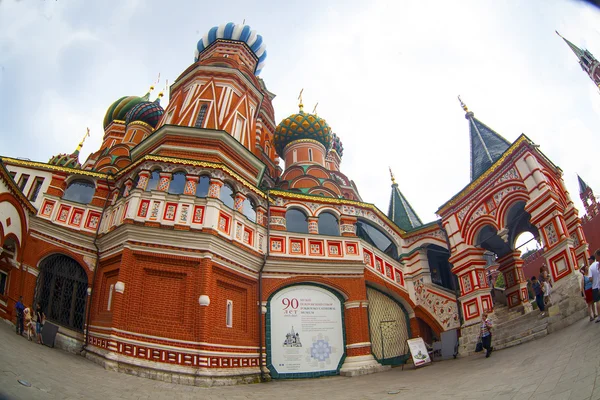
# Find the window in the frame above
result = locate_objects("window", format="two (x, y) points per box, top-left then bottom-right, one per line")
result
(168, 172), (186, 195)
(318, 212), (339, 236)
(308, 149), (313, 162)
(226, 300), (233, 328)
(62, 179), (95, 204)
(146, 170), (161, 191)
(233, 115), (244, 141)
(356, 220), (398, 259)
(220, 183), (235, 209)
(194, 104), (208, 128)
(9, 171), (16, 180)
(17, 174), (29, 191)
(286, 209), (309, 234)
(0, 271), (7, 296)
(196, 176), (210, 197)
(242, 197), (257, 222)
(28, 177), (44, 202)
(293, 149), (297, 163)
(264, 141), (270, 155)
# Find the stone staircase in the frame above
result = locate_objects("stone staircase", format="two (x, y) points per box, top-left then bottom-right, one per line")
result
(457, 272), (588, 356)
(492, 304), (548, 350)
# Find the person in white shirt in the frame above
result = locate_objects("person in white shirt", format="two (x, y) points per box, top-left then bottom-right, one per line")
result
(588, 253), (600, 322)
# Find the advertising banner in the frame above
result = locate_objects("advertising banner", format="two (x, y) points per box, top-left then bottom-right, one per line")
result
(269, 285), (344, 377)
(407, 337), (431, 367)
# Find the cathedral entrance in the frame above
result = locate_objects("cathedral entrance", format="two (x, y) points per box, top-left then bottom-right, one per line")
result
(35, 254), (88, 332)
(366, 287), (410, 365)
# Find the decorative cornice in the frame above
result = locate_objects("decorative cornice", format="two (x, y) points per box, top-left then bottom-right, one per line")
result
(269, 189), (406, 236)
(1, 156), (107, 179)
(119, 155), (266, 198)
(0, 162), (37, 214)
(282, 138), (325, 153)
(437, 135), (529, 215)
(126, 120), (154, 130)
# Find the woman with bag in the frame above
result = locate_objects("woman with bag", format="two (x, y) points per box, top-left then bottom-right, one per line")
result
(480, 312), (493, 358)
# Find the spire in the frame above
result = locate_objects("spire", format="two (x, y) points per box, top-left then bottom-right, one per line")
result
(578, 174), (590, 194)
(387, 168), (422, 231)
(73, 127), (91, 156)
(556, 31), (585, 60)
(458, 97), (511, 181)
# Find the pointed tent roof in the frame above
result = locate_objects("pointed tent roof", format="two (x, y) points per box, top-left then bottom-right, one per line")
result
(387, 168), (422, 231)
(556, 31), (585, 60)
(458, 98), (511, 181)
(578, 175), (590, 194)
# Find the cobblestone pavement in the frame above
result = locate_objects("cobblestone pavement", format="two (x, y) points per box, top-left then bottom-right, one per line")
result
(2, 316), (600, 400)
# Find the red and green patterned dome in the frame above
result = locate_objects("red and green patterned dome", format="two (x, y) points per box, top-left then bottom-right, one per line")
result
(273, 110), (332, 156)
(48, 153), (81, 169)
(331, 133), (344, 157)
(103, 94), (149, 129)
(125, 99), (164, 128)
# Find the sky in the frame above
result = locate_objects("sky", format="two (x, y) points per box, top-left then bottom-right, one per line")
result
(1, 0), (599, 249)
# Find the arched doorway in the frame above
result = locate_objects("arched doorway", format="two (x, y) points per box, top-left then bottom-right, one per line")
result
(366, 287), (411, 365)
(35, 254), (88, 332)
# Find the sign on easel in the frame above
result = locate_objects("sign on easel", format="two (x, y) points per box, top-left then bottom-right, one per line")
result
(407, 338), (431, 367)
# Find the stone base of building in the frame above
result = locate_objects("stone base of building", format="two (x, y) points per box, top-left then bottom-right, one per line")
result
(546, 273), (588, 333)
(54, 327), (85, 354)
(84, 345), (263, 387)
(339, 355), (389, 377)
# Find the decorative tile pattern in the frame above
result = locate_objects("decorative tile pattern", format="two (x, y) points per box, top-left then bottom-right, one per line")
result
(183, 180), (196, 195)
(164, 203), (177, 221)
(570, 233), (580, 247)
(85, 212), (101, 230)
(192, 206), (204, 224)
(219, 216), (227, 231)
(375, 258), (383, 273)
(234, 196), (244, 212)
(329, 245), (339, 255)
(150, 201), (161, 219)
(41, 200), (55, 217)
(310, 243), (321, 254)
(243, 228), (253, 245)
(340, 224), (356, 234)
(364, 251), (372, 266)
(157, 176), (170, 192)
(308, 220), (318, 234)
(271, 239), (282, 252)
(57, 205), (70, 222)
(236, 223), (243, 240)
(414, 278), (460, 330)
(544, 223), (558, 246)
(291, 241), (302, 253)
(477, 270), (486, 288)
(179, 205), (189, 223)
(462, 274), (472, 293)
(269, 216), (286, 227)
(136, 175), (148, 190)
(121, 202), (129, 222)
(345, 243), (357, 254)
(138, 200), (150, 218)
(70, 209), (84, 226)
(394, 269), (404, 285)
(208, 182), (221, 198)
(385, 264), (393, 279)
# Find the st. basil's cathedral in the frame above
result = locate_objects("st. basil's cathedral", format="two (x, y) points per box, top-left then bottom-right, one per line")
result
(0, 23), (599, 385)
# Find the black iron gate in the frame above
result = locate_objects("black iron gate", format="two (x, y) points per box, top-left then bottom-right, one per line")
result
(35, 254), (88, 332)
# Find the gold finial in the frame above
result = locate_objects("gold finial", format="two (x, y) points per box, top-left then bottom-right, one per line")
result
(150, 73), (161, 92)
(458, 95), (469, 112)
(75, 127), (90, 154)
(298, 88), (304, 112)
(158, 79), (168, 99)
(389, 167), (396, 185)
(312, 102), (319, 115)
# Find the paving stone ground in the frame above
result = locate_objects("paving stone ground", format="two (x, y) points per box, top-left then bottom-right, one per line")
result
(1, 315), (600, 400)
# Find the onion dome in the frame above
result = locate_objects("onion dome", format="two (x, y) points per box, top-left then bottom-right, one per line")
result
(273, 108), (333, 156)
(331, 133), (344, 157)
(48, 153), (81, 169)
(103, 93), (150, 129)
(125, 98), (165, 128)
(195, 22), (267, 75)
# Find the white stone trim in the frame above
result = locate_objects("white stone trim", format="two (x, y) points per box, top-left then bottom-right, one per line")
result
(344, 300), (362, 309)
(345, 342), (371, 349)
(89, 325), (260, 350)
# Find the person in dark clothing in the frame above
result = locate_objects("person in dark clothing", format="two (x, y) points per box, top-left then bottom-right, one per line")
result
(15, 296), (24, 336)
(480, 312), (493, 358)
(531, 276), (545, 316)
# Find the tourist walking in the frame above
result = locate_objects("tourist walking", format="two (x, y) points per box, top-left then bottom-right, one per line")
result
(480, 312), (493, 358)
(587, 252), (600, 323)
(531, 276), (545, 316)
(580, 265), (596, 321)
(35, 303), (45, 345)
(15, 296), (24, 336)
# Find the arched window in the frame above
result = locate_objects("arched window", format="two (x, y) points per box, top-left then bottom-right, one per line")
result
(117, 184), (127, 199)
(196, 176), (210, 198)
(243, 197), (257, 222)
(286, 209), (308, 234)
(168, 171), (186, 195)
(194, 104), (208, 128)
(427, 244), (456, 291)
(62, 179), (95, 204)
(131, 174), (140, 191)
(356, 220), (398, 259)
(35, 254), (88, 332)
(318, 212), (339, 236)
(146, 170), (161, 191)
(220, 183), (235, 209)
